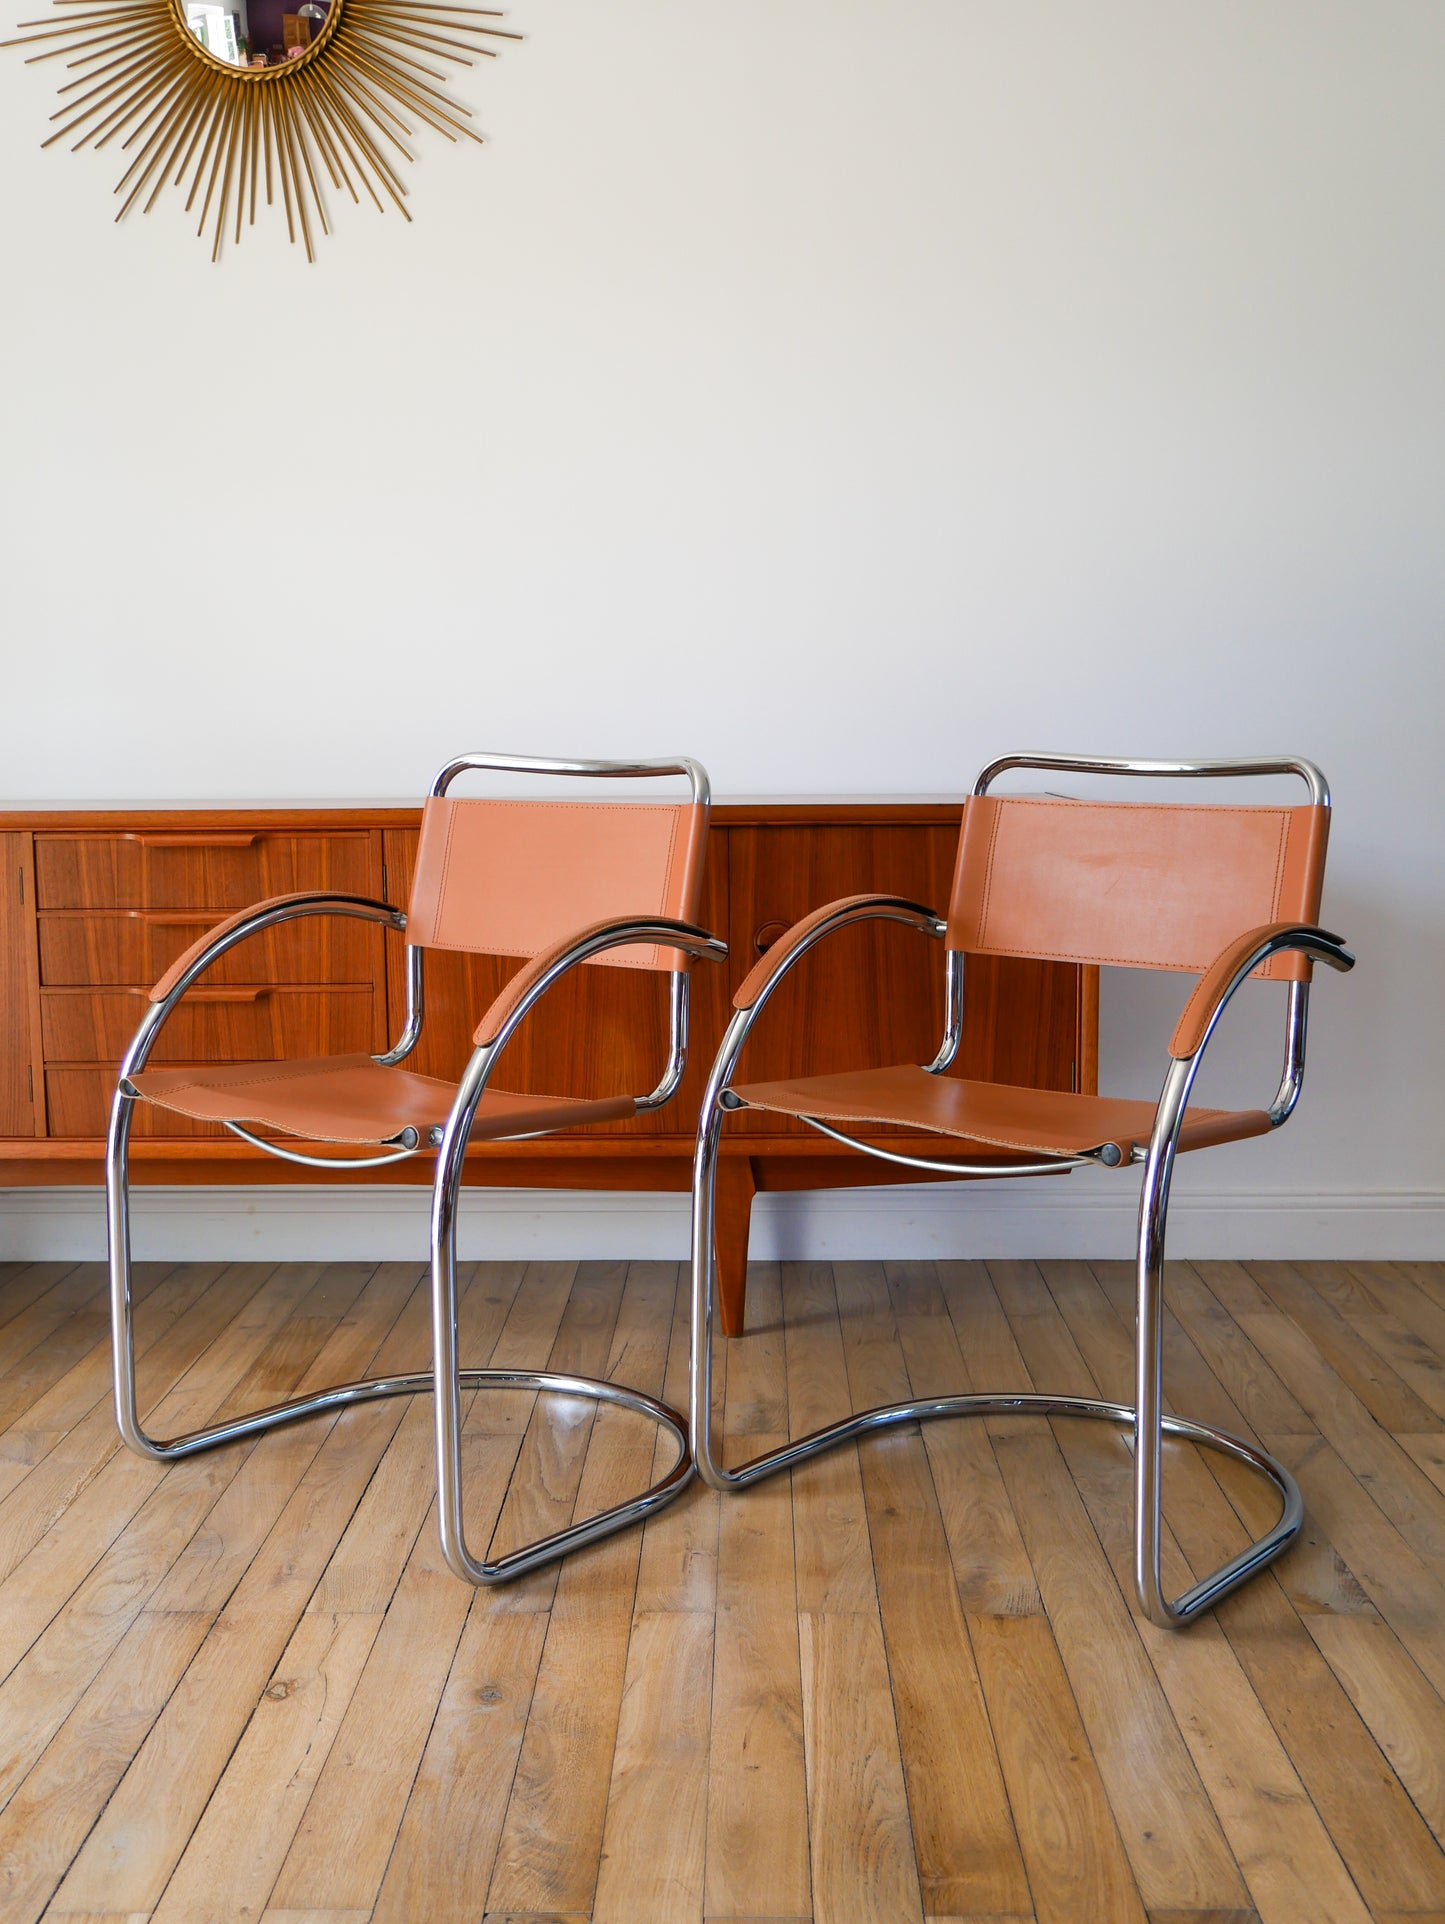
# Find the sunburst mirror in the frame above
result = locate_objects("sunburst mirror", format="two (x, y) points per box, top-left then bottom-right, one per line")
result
(3, 0), (515, 257)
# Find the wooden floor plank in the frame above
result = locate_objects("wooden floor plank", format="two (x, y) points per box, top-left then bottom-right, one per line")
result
(972, 1613), (1147, 1924)
(988, 1262), (1247, 1916)
(0, 1262), (275, 1582)
(1238, 1308), (1445, 1570)
(44, 1259), (432, 1921)
(705, 1432), (810, 1924)
(781, 1261), (876, 1616)
(484, 1261), (675, 1918)
(0, 1265), (110, 1415)
(0, 1261), (347, 1688)
(1245, 1261), (1442, 1434)
(1348, 1260), (1445, 1364)
(592, 1609), (713, 1924)
(1305, 1610), (1445, 1849)
(1039, 1261), (1445, 1916)
(836, 1264), (1030, 1918)
(634, 1263), (717, 1617)
(371, 1606), (549, 1924)
(799, 1608), (927, 1924)
(5, 1256), (1443, 1924)
(148, 1609), (380, 1924)
(883, 1259), (1041, 1618)
(0, 1262), (83, 1336)
(0, 1608), (209, 1924)
(704, 1260), (809, 1924)
(266, 1493), (474, 1915)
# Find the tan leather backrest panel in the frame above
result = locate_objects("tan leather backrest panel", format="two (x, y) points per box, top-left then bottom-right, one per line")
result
(947, 797), (1329, 981)
(406, 799), (708, 970)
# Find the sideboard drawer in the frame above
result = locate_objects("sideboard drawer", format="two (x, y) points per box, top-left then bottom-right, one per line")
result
(40, 986), (378, 1066)
(38, 910), (383, 988)
(35, 831), (375, 911)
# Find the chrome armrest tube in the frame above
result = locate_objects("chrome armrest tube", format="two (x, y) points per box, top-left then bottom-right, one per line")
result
(926, 947), (964, 1074)
(374, 941), (425, 1067)
(475, 917), (726, 1103)
(119, 893), (406, 1089)
(634, 970), (691, 1112)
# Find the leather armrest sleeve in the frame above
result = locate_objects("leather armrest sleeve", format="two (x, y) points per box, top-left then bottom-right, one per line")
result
(1169, 921), (1345, 1058)
(474, 918), (726, 1046)
(149, 892), (398, 1002)
(733, 894), (940, 1011)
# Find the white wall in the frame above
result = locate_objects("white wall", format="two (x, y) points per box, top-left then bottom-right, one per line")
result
(3, 1), (1442, 1260)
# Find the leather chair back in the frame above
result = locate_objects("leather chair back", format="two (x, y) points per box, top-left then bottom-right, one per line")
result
(407, 797), (709, 971)
(946, 796), (1330, 982)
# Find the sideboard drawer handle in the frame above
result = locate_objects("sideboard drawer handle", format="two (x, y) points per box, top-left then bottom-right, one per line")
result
(121, 832), (260, 849)
(754, 920), (790, 953)
(122, 985), (271, 1004)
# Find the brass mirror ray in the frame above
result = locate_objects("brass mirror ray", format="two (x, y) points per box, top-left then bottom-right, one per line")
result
(3, 0), (516, 258)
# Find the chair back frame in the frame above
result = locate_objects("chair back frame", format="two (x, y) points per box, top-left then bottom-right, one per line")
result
(930, 754), (1330, 1125)
(379, 753), (711, 1112)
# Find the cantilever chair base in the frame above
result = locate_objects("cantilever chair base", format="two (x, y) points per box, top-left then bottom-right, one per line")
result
(108, 1347), (692, 1585)
(689, 754), (1352, 1630)
(689, 1117), (1303, 1629)
(107, 753), (723, 1587)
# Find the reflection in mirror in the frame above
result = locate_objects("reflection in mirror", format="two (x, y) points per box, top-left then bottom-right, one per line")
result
(184, 0), (331, 67)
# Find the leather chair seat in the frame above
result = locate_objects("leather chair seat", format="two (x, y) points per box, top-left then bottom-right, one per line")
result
(730, 1063), (1271, 1163)
(128, 1055), (636, 1146)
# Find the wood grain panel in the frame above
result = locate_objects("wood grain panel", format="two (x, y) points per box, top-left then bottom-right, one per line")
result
(40, 986), (377, 1066)
(726, 825), (1084, 1135)
(38, 910), (383, 989)
(34, 831), (375, 910)
(0, 832), (40, 1137)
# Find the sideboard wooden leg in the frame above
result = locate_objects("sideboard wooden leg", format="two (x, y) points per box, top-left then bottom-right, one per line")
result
(713, 1156), (757, 1338)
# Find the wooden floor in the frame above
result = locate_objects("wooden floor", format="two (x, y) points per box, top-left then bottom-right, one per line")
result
(1, 1256), (1444, 1924)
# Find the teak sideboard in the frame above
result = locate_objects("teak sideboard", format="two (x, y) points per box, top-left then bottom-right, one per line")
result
(0, 803), (1096, 1334)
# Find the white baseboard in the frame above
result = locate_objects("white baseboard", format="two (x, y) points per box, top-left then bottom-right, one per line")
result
(2, 1183), (1441, 1263)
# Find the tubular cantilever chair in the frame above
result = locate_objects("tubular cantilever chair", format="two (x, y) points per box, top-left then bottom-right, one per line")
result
(108, 753), (726, 1584)
(689, 753), (1354, 1628)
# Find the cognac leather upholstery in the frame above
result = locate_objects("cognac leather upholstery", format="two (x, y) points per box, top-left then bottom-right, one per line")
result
(1169, 920), (1345, 1057)
(729, 1065), (1270, 1163)
(408, 798), (708, 972)
(128, 1057), (636, 1145)
(947, 797), (1329, 983)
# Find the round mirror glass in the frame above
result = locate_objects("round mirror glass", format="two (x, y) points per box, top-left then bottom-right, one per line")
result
(183, 0), (332, 68)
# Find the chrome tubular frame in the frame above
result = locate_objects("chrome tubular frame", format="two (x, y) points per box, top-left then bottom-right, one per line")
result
(973, 750), (1330, 807)
(374, 940), (425, 1067)
(796, 1113), (1103, 1177)
(109, 754), (723, 1586)
(689, 756), (1352, 1629)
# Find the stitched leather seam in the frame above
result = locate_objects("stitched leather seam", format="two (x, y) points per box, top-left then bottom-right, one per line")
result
(1261, 812), (1290, 980)
(969, 800), (1294, 969)
(976, 798), (1006, 950)
(977, 799), (1296, 818)
(433, 801), (459, 950)
(429, 800), (685, 963)
(959, 942), (1260, 970)
(651, 808), (683, 969)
